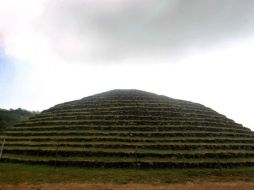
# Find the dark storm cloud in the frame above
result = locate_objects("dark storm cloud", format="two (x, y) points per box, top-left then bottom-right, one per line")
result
(42, 0), (254, 63)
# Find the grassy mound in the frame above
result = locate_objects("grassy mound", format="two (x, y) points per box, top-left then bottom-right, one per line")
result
(1, 89), (254, 168)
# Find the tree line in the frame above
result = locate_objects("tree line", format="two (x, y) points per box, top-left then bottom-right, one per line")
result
(0, 108), (39, 129)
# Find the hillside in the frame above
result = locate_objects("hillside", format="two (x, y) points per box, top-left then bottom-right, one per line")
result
(0, 108), (38, 129)
(1, 89), (254, 168)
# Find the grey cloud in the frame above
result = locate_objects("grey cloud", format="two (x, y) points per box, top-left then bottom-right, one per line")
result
(41, 0), (254, 63)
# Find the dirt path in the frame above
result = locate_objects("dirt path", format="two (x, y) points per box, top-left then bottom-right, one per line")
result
(1, 182), (254, 190)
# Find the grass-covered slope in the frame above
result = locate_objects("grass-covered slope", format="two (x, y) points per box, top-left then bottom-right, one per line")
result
(1, 89), (254, 168)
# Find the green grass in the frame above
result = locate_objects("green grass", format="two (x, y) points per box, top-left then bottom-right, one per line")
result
(5, 146), (254, 154)
(3, 130), (253, 139)
(1, 163), (254, 184)
(33, 111), (227, 120)
(3, 153), (254, 162)
(18, 119), (237, 125)
(2, 136), (254, 144)
(5, 141), (254, 146)
(6, 126), (250, 136)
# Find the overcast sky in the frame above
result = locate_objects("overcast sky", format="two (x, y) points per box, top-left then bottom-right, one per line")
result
(0, 0), (254, 130)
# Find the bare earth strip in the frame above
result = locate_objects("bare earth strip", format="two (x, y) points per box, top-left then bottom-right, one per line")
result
(1, 182), (254, 190)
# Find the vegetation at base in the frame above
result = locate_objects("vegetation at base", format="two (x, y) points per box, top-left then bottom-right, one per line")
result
(1, 163), (254, 184)
(0, 108), (39, 129)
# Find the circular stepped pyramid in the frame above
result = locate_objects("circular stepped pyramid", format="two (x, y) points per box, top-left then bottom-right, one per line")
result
(1, 89), (254, 168)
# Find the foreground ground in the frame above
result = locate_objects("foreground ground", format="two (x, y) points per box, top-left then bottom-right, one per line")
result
(2, 182), (254, 190)
(1, 163), (254, 189)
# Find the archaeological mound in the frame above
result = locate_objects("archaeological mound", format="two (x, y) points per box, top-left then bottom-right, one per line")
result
(1, 89), (254, 168)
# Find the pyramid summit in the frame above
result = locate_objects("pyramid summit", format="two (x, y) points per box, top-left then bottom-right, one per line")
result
(1, 89), (254, 168)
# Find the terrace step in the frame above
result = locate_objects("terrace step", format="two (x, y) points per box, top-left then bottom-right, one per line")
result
(4, 142), (254, 150)
(2, 154), (254, 168)
(3, 131), (254, 138)
(15, 120), (241, 128)
(2, 136), (254, 143)
(7, 125), (250, 133)
(3, 147), (254, 159)
(28, 115), (234, 124)
(32, 111), (228, 120)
